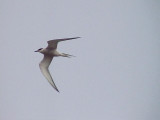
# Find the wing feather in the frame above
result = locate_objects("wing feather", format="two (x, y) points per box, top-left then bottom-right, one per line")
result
(47, 37), (80, 49)
(39, 55), (59, 92)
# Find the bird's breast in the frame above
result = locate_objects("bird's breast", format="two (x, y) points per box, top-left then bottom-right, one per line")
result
(42, 49), (61, 56)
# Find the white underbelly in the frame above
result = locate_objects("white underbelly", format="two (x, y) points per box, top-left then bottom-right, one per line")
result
(51, 50), (61, 56)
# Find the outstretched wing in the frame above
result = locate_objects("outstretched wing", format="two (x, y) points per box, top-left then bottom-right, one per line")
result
(47, 37), (80, 49)
(39, 55), (59, 92)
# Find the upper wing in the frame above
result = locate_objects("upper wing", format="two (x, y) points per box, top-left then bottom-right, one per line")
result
(47, 37), (80, 49)
(39, 55), (59, 92)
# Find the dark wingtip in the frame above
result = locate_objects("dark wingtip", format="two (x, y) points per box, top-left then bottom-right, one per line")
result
(75, 37), (81, 39)
(70, 37), (81, 39)
(55, 88), (60, 93)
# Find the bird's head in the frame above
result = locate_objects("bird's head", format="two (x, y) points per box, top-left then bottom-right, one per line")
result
(34, 48), (43, 53)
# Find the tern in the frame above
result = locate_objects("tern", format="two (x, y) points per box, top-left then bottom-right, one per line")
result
(35, 37), (80, 92)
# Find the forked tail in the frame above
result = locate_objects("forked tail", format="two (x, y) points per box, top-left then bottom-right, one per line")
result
(61, 53), (75, 57)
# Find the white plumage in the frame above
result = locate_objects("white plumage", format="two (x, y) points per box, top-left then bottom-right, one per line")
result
(35, 37), (80, 92)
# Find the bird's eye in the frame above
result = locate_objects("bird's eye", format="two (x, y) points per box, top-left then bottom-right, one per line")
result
(38, 48), (43, 50)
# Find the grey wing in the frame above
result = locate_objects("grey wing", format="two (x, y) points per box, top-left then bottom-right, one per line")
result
(39, 55), (59, 92)
(47, 37), (80, 49)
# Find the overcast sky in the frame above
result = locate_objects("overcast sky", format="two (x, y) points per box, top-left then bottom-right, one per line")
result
(0, 0), (160, 120)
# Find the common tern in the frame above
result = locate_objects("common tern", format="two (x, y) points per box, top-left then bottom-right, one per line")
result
(35, 37), (80, 92)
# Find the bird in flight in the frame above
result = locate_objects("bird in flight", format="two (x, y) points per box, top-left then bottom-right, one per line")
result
(35, 37), (80, 92)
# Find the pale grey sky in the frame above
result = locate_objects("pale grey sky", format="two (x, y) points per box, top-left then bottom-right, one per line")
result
(0, 0), (160, 120)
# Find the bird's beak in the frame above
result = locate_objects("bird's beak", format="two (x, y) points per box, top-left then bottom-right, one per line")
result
(34, 50), (38, 52)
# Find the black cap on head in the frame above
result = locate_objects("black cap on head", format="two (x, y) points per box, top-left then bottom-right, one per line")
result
(34, 48), (43, 52)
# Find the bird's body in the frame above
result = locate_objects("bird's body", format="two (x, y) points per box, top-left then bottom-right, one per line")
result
(39, 48), (61, 56)
(35, 37), (80, 92)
